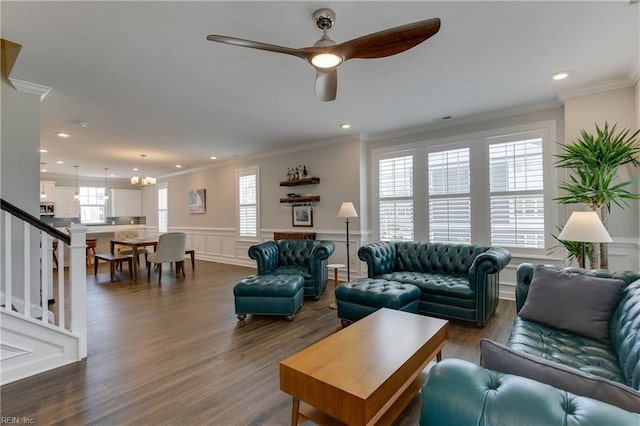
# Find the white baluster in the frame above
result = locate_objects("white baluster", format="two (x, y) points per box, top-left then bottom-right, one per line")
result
(41, 232), (50, 324)
(68, 224), (87, 359)
(23, 223), (31, 318)
(57, 238), (65, 329)
(4, 213), (12, 311)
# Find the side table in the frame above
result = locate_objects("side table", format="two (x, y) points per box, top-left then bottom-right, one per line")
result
(326, 263), (345, 310)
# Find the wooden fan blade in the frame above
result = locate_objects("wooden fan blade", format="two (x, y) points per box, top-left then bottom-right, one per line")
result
(206, 34), (314, 61)
(336, 18), (441, 61)
(315, 68), (337, 102)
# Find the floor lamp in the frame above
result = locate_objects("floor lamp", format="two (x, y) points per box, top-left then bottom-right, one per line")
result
(558, 211), (612, 269)
(337, 202), (358, 281)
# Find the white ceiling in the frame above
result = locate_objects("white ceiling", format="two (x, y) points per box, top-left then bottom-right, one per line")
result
(2, 1), (639, 179)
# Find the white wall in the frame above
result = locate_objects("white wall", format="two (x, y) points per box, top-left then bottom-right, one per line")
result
(143, 137), (365, 276)
(1, 78), (41, 302)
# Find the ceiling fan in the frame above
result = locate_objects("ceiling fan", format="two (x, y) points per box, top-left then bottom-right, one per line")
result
(206, 9), (441, 101)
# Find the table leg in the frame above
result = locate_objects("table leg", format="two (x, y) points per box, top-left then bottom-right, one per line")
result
(329, 268), (338, 310)
(290, 397), (300, 426)
(436, 351), (442, 362)
(110, 240), (115, 255)
(132, 246), (138, 281)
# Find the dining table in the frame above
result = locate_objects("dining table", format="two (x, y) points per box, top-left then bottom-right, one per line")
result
(110, 237), (158, 281)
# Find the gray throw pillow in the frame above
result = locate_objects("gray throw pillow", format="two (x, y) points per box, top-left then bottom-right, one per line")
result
(518, 265), (624, 343)
(480, 339), (640, 413)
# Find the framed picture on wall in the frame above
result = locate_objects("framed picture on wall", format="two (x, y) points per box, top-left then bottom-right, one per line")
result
(292, 205), (313, 227)
(188, 189), (206, 214)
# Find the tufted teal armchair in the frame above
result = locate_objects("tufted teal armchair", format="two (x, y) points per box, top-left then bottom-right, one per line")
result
(357, 241), (511, 326)
(248, 240), (335, 299)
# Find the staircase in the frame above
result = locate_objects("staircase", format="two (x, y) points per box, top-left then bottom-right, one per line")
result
(1, 199), (87, 385)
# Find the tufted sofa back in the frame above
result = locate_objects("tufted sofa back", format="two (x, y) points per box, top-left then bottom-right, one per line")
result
(395, 242), (489, 275)
(610, 279), (640, 390)
(276, 239), (321, 267)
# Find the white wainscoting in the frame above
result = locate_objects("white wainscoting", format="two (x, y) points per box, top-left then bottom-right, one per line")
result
(147, 227), (639, 302)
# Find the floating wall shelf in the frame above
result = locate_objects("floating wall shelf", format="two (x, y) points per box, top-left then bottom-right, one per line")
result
(279, 177), (320, 187)
(279, 196), (320, 204)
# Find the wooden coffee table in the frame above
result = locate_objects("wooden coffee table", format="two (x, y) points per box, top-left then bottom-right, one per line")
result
(280, 308), (449, 426)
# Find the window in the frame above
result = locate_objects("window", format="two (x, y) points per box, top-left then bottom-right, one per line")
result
(79, 186), (106, 224)
(379, 155), (413, 241)
(428, 148), (471, 243)
(238, 167), (258, 238)
(489, 138), (544, 248)
(158, 185), (168, 233)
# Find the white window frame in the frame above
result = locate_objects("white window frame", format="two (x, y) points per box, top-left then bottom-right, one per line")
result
(236, 166), (260, 240)
(78, 186), (106, 224)
(375, 151), (415, 241)
(158, 183), (168, 233)
(427, 146), (472, 243)
(372, 121), (557, 255)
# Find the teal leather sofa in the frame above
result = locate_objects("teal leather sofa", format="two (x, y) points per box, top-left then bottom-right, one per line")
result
(248, 240), (335, 299)
(421, 359), (640, 426)
(357, 242), (511, 326)
(487, 263), (640, 412)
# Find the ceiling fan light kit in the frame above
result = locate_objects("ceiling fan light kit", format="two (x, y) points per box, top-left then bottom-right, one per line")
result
(206, 8), (440, 101)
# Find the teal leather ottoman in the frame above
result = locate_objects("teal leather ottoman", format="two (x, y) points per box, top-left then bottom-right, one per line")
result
(336, 278), (420, 326)
(234, 274), (304, 321)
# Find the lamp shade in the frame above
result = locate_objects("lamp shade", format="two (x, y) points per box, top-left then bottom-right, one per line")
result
(558, 211), (612, 243)
(337, 202), (358, 218)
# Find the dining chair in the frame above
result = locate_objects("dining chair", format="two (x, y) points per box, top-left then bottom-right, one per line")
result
(114, 230), (149, 266)
(146, 232), (187, 283)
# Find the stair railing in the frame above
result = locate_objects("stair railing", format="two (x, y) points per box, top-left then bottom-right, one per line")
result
(1, 198), (87, 358)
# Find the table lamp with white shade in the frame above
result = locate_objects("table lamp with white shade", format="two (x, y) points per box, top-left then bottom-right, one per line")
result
(558, 211), (612, 269)
(337, 202), (358, 281)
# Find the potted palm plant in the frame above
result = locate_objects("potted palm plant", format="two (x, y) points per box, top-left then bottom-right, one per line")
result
(555, 122), (639, 269)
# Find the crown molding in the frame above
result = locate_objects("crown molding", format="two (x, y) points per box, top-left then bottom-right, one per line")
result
(8, 77), (51, 101)
(362, 99), (562, 143)
(558, 75), (636, 101)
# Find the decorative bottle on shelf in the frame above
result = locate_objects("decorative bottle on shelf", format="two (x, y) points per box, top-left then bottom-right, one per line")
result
(294, 167), (299, 180)
(286, 168), (292, 181)
(302, 165), (308, 178)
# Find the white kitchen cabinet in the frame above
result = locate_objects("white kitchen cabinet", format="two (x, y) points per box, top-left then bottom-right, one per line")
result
(110, 189), (142, 217)
(39, 180), (56, 202)
(54, 187), (80, 218)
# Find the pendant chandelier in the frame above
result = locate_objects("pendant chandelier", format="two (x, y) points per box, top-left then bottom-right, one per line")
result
(73, 165), (79, 200)
(131, 154), (156, 186)
(103, 168), (110, 201)
(40, 162), (47, 200)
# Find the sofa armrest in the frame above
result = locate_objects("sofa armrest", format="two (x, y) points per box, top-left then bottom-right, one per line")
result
(468, 247), (511, 292)
(248, 241), (279, 275)
(420, 359), (640, 426)
(357, 242), (396, 277)
(309, 240), (335, 262)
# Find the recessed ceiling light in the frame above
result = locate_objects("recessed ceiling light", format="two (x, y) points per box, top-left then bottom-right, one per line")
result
(340, 123), (351, 129)
(39, 148), (48, 153)
(56, 160), (64, 164)
(55, 132), (70, 138)
(210, 156), (217, 160)
(109, 174), (116, 178)
(41, 167), (47, 172)
(133, 167), (139, 172)
(551, 72), (569, 80)
(175, 164), (182, 168)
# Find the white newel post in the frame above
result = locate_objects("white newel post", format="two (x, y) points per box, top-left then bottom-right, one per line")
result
(68, 224), (88, 359)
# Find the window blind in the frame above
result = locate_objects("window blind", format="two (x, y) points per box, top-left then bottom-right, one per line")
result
(489, 139), (544, 248)
(428, 148), (471, 243)
(239, 173), (257, 237)
(379, 155), (413, 241)
(158, 186), (168, 233)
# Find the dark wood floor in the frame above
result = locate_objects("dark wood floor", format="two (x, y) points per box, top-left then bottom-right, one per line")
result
(1, 261), (515, 425)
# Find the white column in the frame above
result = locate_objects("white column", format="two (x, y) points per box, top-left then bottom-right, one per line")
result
(68, 224), (87, 359)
